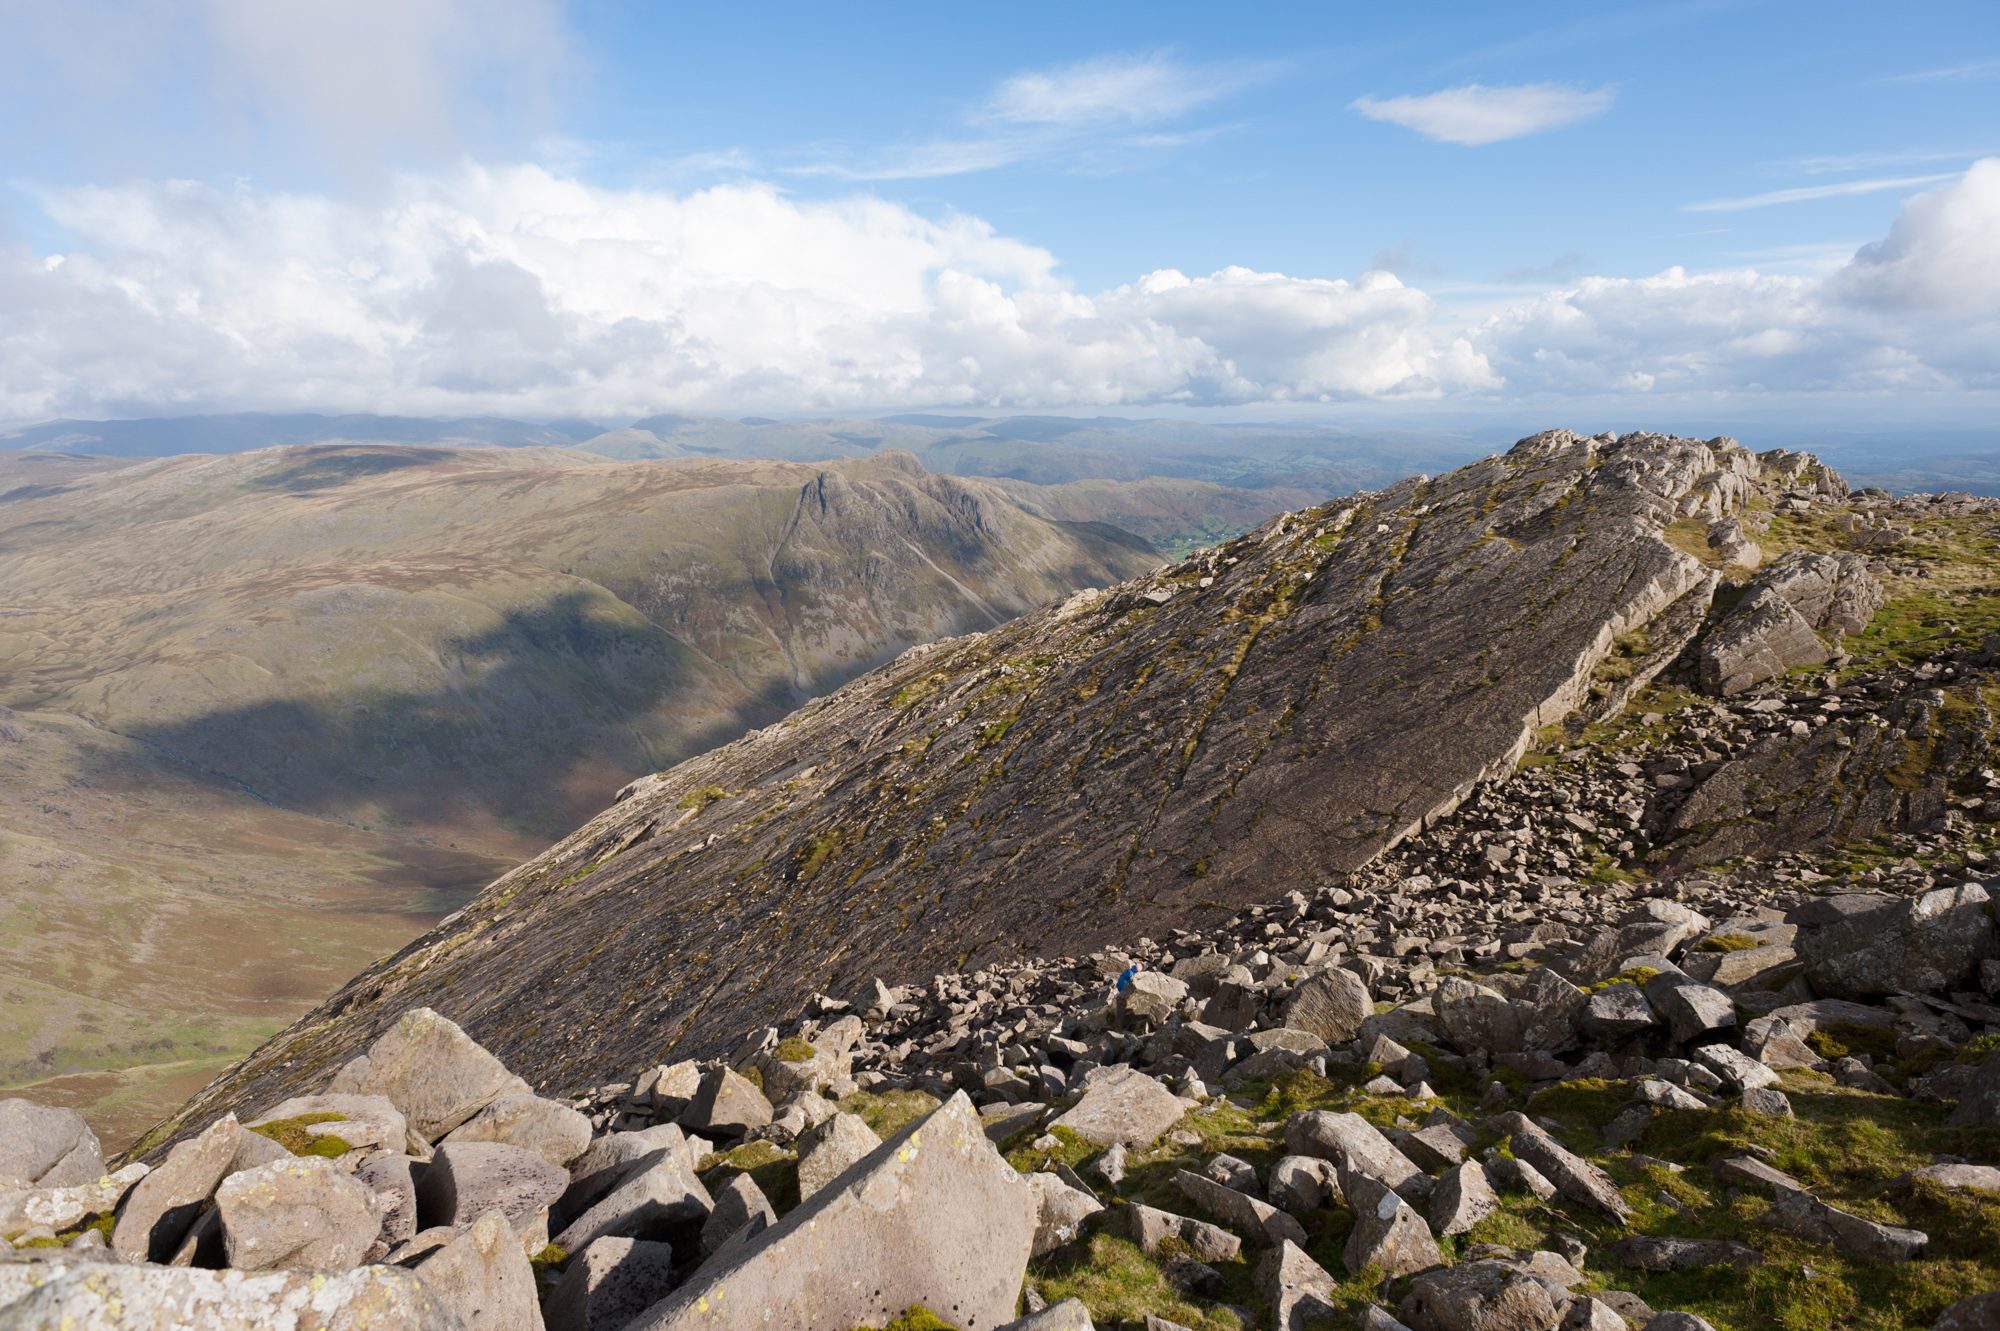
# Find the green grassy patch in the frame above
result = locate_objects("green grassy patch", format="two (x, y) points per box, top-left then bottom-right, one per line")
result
(838, 1089), (941, 1139)
(250, 1111), (352, 1159)
(773, 1037), (816, 1063)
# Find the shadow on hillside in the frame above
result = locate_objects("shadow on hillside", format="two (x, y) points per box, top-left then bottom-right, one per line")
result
(102, 589), (785, 845)
(250, 447), (448, 493)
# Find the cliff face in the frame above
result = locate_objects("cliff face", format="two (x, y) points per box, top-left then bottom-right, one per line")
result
(151, 431), (1833, 1138)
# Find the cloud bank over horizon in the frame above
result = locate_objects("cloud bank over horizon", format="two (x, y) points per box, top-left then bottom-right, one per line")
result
(2, 158), (1996, 424)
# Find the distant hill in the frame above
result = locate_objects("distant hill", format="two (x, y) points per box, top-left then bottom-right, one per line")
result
(0, 413), (604, 456)
(0, 443), (1156, 1143)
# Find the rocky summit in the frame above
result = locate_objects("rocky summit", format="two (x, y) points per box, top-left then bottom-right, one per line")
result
(6, 428), (2000, 1329)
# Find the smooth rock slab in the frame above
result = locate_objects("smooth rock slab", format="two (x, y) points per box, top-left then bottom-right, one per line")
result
(0, 1101), (105, 1189)
(0, 1262), (458, 1330)
(1118, 1202), (1241, 1264)
(1026, 1172), (1104, 1257)
(1286, 967), (1373, 1044)
(1051, 1065), (1187, 1148)
(545, 1236), (676, 1331)
(698, 1173), (775, 1258)
(330, 1008), (530, 1143)
(630, 1092), (1035, 1331)
(1502, 1116), (1632, 1224)
(554, 1148), (712, 1254)
(559, 1126), (694, 1226)
(677, 1068), (772, 1141)
(216, 1156), (383, 1271)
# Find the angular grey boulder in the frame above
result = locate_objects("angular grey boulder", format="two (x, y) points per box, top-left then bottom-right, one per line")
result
(0, 1262), (459, 1330)
(1051, 1065), (1187, 1148)
(1429, 1160), (1498, 1237)
(1285, 1110), (1429, 1202)
(1800, 884), (2000, 1001)
(330, 1008), (531, 1142)
(1170, 1169), (1306, 1247)
(111, 1113), (247, 1262)
(997, 1300), (1095, 1331)
(446, 1095), (594, 1168)
(559, 1125), (694, 1225)
(1342, 1174), (1442, 1277)
(1933, 1292), (2000, 1331)
(1399, 1260), (1563, 1331)
(1696, 551), (1883, 695)
(630, 1092), (1035, 1331)
(357, 1152), (420, 1252)
(248, 1094), (408, 1156)
(1026, 1171), (1104, 1257)
(215, 1156), (383, 1271)
(676, 1067), (772, 1141)
(0, 1100), (105, 1189)
(795, 1111), (882, 1201)
(545, 1236), (676, 1331)
(1502, 1116), (1632, 1223)
(698, 1173), (774, 1258)
(1285, 966), (1373, 1045)
(1116, 1202), (1241, 1263)
(1757, 1185), (1927, 1261)
(0, 1162), (146, 1236)
(414, 1208), (543, 1331)
(554, 1147), (712, 1254)
(417, 1141), (569, 1233)
(1256, 1239), (1340, 1331)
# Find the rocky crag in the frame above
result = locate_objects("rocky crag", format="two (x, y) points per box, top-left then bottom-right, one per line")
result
(7, 428), (2000, 1328)
(152, 431), (1964, 1131)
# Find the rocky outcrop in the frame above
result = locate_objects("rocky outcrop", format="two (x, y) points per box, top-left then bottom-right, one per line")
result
(1696, 551), (1884, 695)
(165, 431), (1795, 1134)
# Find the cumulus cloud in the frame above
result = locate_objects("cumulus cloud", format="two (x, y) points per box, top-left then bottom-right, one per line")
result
(2, 158), (1995, 422)
(0, 165), (1489, 421)
(1350, 83), (1614, 146)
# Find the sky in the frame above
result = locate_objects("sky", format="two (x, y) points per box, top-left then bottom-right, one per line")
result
(0, 0), (1996, 428)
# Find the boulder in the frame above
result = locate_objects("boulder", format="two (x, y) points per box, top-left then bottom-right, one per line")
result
(559, 1126), (694, 1224)
(0, 1162), (146, 1235)
(446, 1095), (593, 1168)
(1757, 1185), (1927, 1261)
(415, 1208), (543, 1331)
(629, 1093), (1035, 1331)
(215, 1157), (383, 1271)
(997, 1300), (1095, 1331)
(1267, 1155), (1339, 1213)
(698, 1173), (776, 1257)
(1801, 885), (2000, 1001)
(1285, 967), (1373, 1044)
(1580, 984), (1657, 1042)
(417, 1141), (569, 1233)
(248, 1094), (408, 1156)
(677, 1067), (772, 1141)
(544, 1236), (676, 1331)
(357, 1152), (419, 1252)
(1026, 1171), (1104, 1256)
(1342, 1174), (1443, 1277)
(1430, 1160), (1499, 1237)
(1170, 1169), (1307, 1246)
(1933, 1293), (2000, 1331)
(0, 1101), (104, 1189)
(1119, 970), (1190, 1025)
(1690, 1044), (1779, 1092)
(1611, 1235), (1761, 1271)
(795, 1111), (882, 1201)
(1285, 1111), (1429, 1202)
(1051, 1065), (1186, 1148)
(1642, 978), (1735, 1045)
(111, 1114), (247, 1262)
(1255, 1239), (1340, 1331)
(330, 1008), (531, 1143)
(1697, 552), (1883, 695)
(554, 1148), (712, 1254)
(1502, 1117), (1632, 1224)
(0, 1262), (458, 1330)
(1399, 1260), (1563, 1331)
(1116, 1202), (1241, 1264)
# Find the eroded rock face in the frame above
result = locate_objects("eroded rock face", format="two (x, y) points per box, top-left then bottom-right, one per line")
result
(633, 1093), (1034, 1331)
(327, 1008), (531, 1143)
(1798, 884), (2000, 1000)
(172, 431), (1774, 1120)
(214, 1157), (382, 1271)
(1696, 551), (1884, 696)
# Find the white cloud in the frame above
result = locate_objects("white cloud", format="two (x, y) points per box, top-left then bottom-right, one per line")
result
(798, 51), (1269, 180)
(1350, 83), (1613, 146)
(989, 52), (1260, 126)
(3, 158), (1995, 423)
(1684, 172), (1960, 213)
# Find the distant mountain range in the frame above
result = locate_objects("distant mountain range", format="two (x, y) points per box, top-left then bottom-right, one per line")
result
(8, 410), (2000, 497)
(0, 443), (1157, 1143)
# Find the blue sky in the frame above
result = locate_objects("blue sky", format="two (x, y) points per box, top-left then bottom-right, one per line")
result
(0, 0), (1995, 426)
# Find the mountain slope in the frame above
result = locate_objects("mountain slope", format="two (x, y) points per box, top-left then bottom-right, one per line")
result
(0, 444), (1154, 1140)
(157, 430), (1849, 1139)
